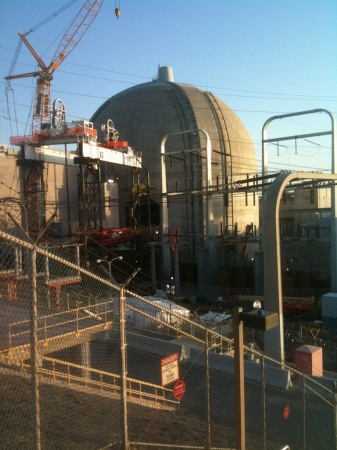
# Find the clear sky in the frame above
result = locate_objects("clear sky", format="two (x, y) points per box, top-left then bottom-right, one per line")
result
(0, 0), (336, 175)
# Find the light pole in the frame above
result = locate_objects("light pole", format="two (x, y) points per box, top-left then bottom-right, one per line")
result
(96, 256), (123, 276)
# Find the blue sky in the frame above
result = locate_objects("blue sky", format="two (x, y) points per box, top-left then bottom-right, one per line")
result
(0, 0), (336, 174)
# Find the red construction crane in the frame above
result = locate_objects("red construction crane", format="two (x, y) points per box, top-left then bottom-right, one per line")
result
(5, 0), (120, 134)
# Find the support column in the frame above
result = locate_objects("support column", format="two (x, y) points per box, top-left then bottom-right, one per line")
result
(263, 172), (337, 363)
(80, 341), (91, 380)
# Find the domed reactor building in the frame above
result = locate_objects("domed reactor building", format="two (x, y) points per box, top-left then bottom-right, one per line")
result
(91, 66), (259, 295)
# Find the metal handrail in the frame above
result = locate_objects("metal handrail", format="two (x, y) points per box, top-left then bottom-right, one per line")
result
(26, 356), (179, 405)
(8, 299), (115, 350)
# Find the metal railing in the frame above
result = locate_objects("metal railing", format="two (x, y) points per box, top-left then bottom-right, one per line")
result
(7, 300), (116, 353)
(24, 356), (179, 406)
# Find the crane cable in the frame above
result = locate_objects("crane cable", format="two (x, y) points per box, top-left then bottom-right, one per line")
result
(115, 0), (121, 19)
(23, 0), (80, 37)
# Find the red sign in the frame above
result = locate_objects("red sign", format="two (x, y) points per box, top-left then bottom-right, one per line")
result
(173, 380), (186, 399)
(283, 404), (290, 419)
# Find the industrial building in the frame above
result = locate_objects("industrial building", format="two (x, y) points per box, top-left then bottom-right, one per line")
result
(1, 64), (262, 296)
(91, 66), (259, 288)
(1, 65), (335, 299)
(2, 1), (332, 300)
(1, 4), (336, 449)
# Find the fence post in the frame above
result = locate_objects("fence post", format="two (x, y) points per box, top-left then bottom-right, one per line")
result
(261, 354), (267, 450)
(76, 307), (79, 335)
(205, 328), (211, 450)
(302, 374), (306, 449)
(119, 268), (140, 449)
(333, 382), (337, 448)
(29, 248), (41, 450)
(120, 286), (128, 449)
(234, 307), (246, 450)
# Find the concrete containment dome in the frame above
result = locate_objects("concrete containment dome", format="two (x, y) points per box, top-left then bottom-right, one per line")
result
(91, 66), (258, 284)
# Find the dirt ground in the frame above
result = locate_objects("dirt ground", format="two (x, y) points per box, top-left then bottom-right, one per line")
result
(1, 370), (274, 450)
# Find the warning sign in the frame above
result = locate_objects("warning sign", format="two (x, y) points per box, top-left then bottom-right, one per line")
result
(161, 352), (179, 386)
(173, 380), (186, 399)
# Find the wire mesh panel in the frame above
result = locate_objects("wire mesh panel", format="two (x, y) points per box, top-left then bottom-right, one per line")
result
(263, 371), (336, 449)
(1, 229), (337, 449)
(0, 231), (122, 449)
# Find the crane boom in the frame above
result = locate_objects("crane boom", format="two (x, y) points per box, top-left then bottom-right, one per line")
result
(49, 0), (104, 73)
(4, 0), (105, 134)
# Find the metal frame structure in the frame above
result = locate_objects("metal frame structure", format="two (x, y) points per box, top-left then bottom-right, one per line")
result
(262, 109), (337, 363)
(160, 129), (215, 285)
(16, 156), (47, 239)
(262, 109), (337, 287)
(75, 145), (103, 247)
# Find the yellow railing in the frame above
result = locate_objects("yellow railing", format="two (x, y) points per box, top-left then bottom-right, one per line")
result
(7, 300), (115, 351)
(30, 356), (179, 405)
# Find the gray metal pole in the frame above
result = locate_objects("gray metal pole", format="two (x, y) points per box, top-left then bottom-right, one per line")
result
(30, 248), (41, 450)
(150, 243), (156, 291)
(234, 307), (245, 450)
(120, 286), (128, 450)
(334, 382), (337, 450)
(160, 134), (171, 282)
(205, 328), (211, 450)
(302, 375), (306, 449)
(262, 355), (266, 450)
(119, 267), (141, 450)
(174, 244), (180, 294)
(263, 171), (337, 363)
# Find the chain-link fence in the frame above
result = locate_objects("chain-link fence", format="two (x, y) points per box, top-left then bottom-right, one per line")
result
(1, 229), (336, 449)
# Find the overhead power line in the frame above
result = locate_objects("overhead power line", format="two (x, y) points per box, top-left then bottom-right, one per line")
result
(1, 50), (336, 104)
